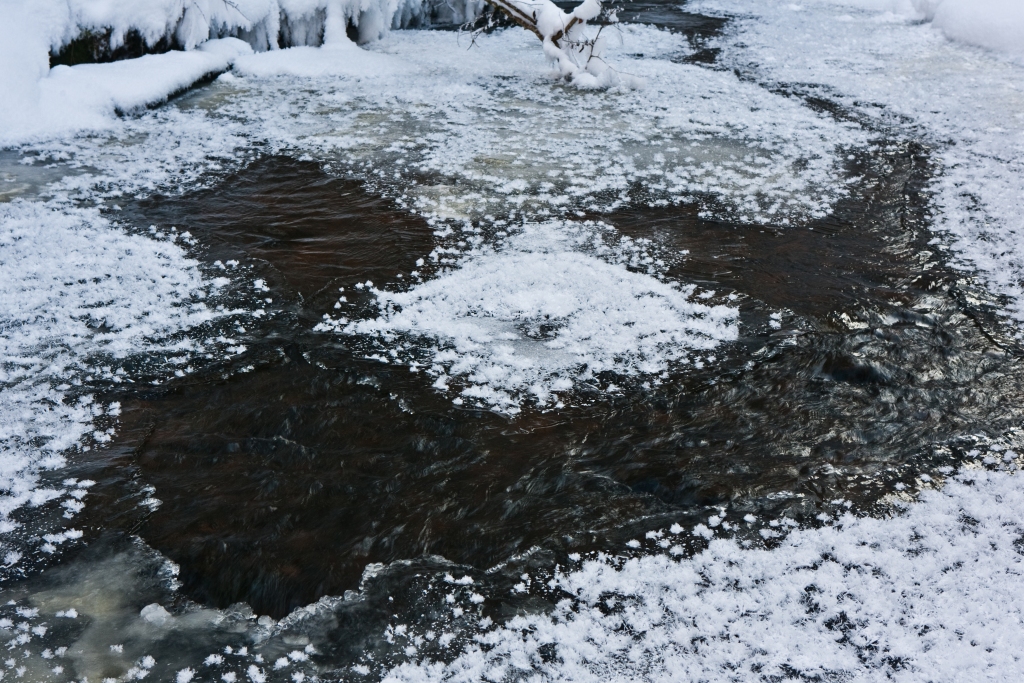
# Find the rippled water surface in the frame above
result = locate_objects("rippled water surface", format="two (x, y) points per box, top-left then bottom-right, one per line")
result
(59, 139), (1022, 623)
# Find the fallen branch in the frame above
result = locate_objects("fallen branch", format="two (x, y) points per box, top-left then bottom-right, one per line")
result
(481, 0), (612, 83)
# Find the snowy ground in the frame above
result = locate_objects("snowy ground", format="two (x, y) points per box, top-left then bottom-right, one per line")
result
(0, 0), (1024, 680)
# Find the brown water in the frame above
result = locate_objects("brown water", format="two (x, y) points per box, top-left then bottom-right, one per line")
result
(53, 136), (1020, 629)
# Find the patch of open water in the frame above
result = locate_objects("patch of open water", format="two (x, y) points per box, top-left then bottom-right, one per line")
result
(31, 138), (1023, 645)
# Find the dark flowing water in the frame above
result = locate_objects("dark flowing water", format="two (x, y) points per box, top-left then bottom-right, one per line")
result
(6, 4), (1024, 680)
(55, 136), (1020, 629)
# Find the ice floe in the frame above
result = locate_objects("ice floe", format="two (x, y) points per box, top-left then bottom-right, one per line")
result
(326, 222), (738, 411)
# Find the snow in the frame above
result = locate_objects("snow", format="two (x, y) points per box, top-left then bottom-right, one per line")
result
(0, 0), (482, 145)
(690, 0), (1024, 328)
(0, 11), (250, 146)
(382, 461), (1024, 682)
(486, 0), (615, 84)
(924, 1), (1024, 58)
(232, 40), (410, 78)
(38, 39), (249, 131)
(328, 222), (738, 411)
(0, 200), (225, 541)
(867, 0), (1024, 57)
(819, 0), (1024, 58)
(1, 1), (1023, 678)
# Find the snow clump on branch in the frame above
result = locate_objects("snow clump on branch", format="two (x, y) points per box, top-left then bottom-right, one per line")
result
(486, 0), (633, 87)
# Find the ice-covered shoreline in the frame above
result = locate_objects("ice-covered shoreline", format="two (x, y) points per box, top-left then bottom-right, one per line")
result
(0, 0), (484, 145)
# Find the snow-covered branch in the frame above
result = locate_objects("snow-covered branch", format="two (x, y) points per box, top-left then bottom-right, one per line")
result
(483, 0), (622, 86)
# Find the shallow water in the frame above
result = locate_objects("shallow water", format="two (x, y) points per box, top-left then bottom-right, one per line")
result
(55, 137), (1022, 628)
(5, 3), (1024, 680)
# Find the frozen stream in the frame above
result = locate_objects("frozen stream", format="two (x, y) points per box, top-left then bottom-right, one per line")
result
(2, 1), (1024, 681)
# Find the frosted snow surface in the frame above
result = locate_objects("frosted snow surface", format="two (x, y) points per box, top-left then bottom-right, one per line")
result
(690, 0), (1024, 327)
(226, 25), (868, 225)
(0, 200), (228, 541)
(382, 461), (1024, 682)
(329, 223), (738, 411)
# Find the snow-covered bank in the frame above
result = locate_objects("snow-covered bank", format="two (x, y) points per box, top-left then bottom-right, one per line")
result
(0, 0), (482, 145)
(4, 38), (252, 144)
(382, 454), (1024, 682)
(843, 0), (1024, 58)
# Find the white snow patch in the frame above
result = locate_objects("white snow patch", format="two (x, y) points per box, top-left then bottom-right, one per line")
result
(38, 40), (247, 126)
(0, 200), (222, 538)
(232, 41), (410, 79)
(383, 466), (1024, 681)
(335, 223), (738, 411)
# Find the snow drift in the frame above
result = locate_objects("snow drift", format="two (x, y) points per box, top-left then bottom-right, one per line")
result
(832, 0), (1024, 57)
(919, 0), (1024, 57)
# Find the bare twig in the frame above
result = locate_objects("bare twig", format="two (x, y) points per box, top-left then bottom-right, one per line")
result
(484, 0), (545, 42)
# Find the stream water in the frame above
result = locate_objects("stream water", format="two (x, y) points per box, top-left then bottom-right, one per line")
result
(3, 3), (1024, 682)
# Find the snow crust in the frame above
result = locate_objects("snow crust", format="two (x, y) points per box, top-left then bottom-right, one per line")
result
(39, 40), (250, 132)
(383, 462), (1024, 681)
(0, 27), (249, 145)
(327, 223), (737, 410)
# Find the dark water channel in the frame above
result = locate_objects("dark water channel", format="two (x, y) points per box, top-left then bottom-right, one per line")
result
(59, 133), (1021, 633)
